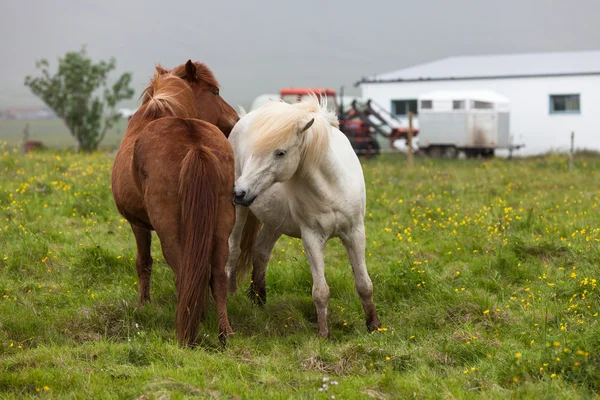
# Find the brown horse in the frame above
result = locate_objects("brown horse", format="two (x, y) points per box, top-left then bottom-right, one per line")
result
(111, 60), (239, 346)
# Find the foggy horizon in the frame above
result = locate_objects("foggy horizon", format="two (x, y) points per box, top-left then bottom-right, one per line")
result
(2, 0), (599, 111)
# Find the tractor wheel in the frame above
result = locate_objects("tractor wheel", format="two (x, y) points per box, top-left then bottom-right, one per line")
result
(369, 137), (380, 157)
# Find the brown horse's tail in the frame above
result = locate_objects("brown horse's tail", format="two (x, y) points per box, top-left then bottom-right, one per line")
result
(176, 145), (221, 346)
(234, 209), (262, 285)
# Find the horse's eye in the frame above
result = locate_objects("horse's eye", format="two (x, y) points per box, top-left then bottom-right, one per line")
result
(214, 88), (220, 96)
(274, 150), (286, 158)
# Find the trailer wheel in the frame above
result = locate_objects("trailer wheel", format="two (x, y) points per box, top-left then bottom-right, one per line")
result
(482, 149), (495, 158)
(465, 149), (478, 158)
(444, 146), (458, 159)
(427, 146), (442, 158)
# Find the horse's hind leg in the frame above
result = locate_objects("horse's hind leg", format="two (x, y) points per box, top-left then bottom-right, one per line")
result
(248, 226), (281, 306)
(340, 227), (381, 331)
(132, 223), (153, 304)
(212, 201), (235, 343)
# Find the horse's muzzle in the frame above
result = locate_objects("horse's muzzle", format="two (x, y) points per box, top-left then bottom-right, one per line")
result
(232, 191), (257, 207)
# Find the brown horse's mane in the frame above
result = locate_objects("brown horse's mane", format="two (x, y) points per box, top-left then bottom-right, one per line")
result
(140, 74), (196, 119)
(138, 62), (220, 120)
(170, 62), (220, 88)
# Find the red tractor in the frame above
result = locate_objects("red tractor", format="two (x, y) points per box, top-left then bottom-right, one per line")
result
(279, 88), (418, 157)
(280, 88), (380, 157)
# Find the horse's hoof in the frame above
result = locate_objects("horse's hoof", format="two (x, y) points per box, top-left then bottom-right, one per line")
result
(317, 323), (330, 338)
(366, 316), (381, 332)
(218, 334), (227, 346)
(218, 331), (234, 346)
(181, 339), (198, 349)
(228, 279), (238, 294)
(246, 284), (266, 306)
(318, 329), (330, 339)
(138, 295), (151, 305)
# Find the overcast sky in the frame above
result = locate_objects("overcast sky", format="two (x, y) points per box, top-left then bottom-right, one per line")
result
(1, 0), (599, 110)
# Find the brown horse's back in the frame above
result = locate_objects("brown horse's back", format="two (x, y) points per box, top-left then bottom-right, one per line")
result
(132, 117), (235, 344)
(132, 117), (234, 210)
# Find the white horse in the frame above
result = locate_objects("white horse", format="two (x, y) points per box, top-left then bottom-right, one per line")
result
(225, 95), (381, 337)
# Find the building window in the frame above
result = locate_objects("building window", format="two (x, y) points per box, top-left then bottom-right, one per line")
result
(471, 100), (493, 110)
(392, 99), (418, 116)
(453, 100), (465, 110)
(420, 100), (432, 110)
(550, 94), (580, 114)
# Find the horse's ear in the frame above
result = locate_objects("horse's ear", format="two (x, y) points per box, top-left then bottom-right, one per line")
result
(299, 118), (315, 134)
(185, 60), (197, 82)
(155, 65), (168, 75)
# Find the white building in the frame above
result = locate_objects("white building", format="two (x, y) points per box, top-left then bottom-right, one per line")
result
(357, 50), (600, 155)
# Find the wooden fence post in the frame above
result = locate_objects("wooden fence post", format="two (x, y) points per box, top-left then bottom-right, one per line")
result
(407, 112), (414, 168)
(22, 123), (29, 154)
(569, 131), (574, 171)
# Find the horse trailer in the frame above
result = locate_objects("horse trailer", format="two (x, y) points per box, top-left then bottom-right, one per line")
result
(417, 90), (511, 158)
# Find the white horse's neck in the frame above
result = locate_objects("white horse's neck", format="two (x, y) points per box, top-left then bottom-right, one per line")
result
(286, 128), (355, 203)
(290, 146), (337, 188)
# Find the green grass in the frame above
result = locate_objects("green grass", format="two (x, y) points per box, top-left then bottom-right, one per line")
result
(1, 142), (599, 399)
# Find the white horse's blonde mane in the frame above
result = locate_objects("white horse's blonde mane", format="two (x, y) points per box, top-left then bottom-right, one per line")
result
(247, 94), (339, 175)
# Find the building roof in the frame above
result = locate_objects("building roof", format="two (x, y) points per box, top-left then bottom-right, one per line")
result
(358, 50), (600, 84)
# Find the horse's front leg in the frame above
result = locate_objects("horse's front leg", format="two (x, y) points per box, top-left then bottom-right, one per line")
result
(225, 205), (248, 293)
(302, 231), (330, 338)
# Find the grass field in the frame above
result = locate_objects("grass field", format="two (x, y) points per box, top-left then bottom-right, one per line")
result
(1, 142), (599, 399)
(0, 119), (128, 150)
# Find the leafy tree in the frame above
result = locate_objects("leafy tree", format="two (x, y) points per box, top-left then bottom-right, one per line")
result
(24, 45), (134, 152)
